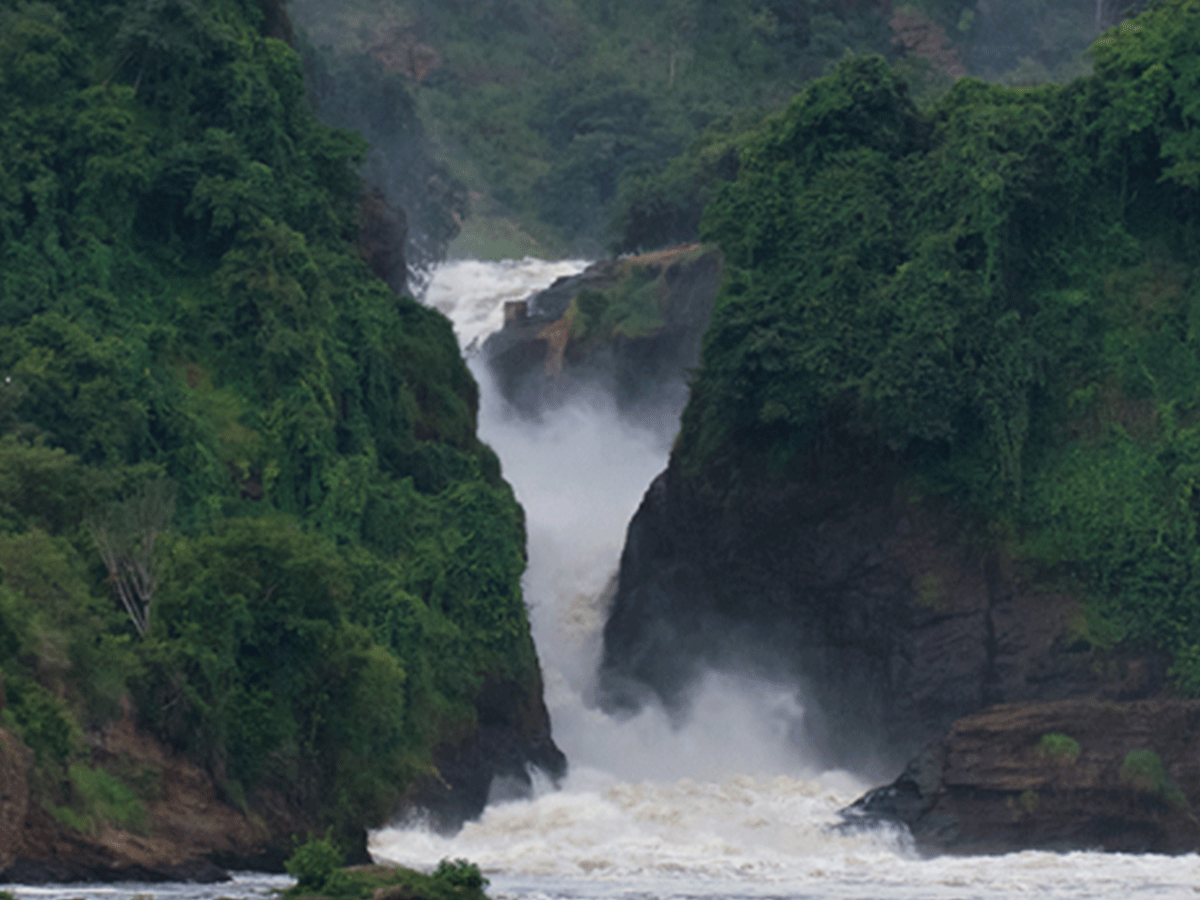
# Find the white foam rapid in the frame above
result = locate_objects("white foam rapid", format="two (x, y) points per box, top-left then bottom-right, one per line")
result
(367, 258), (1200, 900)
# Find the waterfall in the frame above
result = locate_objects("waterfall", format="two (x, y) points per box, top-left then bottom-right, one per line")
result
(365, 259), (1200, 900)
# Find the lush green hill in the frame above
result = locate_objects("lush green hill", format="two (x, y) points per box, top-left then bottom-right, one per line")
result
(0, 0), (541, 853)
(677, 0), (1200, 689)
(288, 0), (1146, 257)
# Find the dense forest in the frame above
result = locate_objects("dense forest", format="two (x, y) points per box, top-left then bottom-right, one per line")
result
(0, 0), (538, 851)
(1, 0), (1194, 865)
(676, 0), (1200, 691)
(288, 0), (1151, 257)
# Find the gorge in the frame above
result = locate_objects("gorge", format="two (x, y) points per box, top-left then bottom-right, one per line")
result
(369, 257), (1200, 899)
(3, 0), (1200, 896)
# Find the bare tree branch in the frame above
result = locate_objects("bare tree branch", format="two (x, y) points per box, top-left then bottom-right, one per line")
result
(86, 478), (175, 638)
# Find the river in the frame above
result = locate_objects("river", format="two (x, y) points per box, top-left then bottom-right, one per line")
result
(9, 259), (1200, 900)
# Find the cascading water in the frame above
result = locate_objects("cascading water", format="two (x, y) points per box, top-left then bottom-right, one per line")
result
(370, 260), (1200, 900)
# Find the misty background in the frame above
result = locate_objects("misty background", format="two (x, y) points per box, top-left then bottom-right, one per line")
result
(285, 0), (1150, 273)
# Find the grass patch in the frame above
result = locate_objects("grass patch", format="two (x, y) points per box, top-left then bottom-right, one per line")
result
(1038, 732), (1081, 764)
(284, 834), (490, 900)
(1120, 749), (1189, 810)
(49, 764), (149, 835)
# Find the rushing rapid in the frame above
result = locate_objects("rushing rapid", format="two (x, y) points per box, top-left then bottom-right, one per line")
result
(371, 259), (1200, 900)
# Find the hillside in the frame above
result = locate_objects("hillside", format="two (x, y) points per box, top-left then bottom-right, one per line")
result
(600, 0), (1200, 848)
(287, 0), (1149, 257)
(0, 0), (559, 877)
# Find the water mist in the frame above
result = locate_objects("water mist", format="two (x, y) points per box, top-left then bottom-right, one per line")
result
(370, 259), (885, 881)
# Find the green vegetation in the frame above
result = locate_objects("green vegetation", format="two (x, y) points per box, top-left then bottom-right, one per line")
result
(567, 258), (684, 344)
(289, 0), (1142, 255)
(283, 835), (488, 900)
(49, 764), (149, 835)
(0, 0), (538, 848)
(285, 833), (359, 897)
(1120, 749), (1189, 809)
(1038, 733), (1082, 764)
(677, 0), (1200, 691)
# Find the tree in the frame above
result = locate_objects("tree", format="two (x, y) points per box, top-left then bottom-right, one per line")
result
(86, 479), (175, 638)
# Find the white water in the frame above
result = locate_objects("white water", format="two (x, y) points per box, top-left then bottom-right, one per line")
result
(14, 259), (1200, 900)
(370, 259), (1200, 900)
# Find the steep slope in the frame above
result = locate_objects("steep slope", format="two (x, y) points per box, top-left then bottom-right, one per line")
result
(601, 1), (1200, 844)
(0, 0), (560, 878)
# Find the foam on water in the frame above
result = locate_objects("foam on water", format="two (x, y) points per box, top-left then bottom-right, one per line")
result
(365, 258), (1200, 900)
(422, 256), (589, 352)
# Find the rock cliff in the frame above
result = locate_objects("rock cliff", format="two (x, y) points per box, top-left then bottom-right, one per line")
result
(0, 718), (274, 883)
(0, 674), (563, 882)
(483, 245), (723, 430)
(846, 699), (1200, 854)
(395, 673), (566, 833)
(600, 436), (1168, 773)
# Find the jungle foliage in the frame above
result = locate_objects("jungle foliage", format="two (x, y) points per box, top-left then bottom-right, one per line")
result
(678, 0), (1200, 690)
(283, 832), (487, 900)
(0, 0), (535, 845)
(288, 0), (1146, 256)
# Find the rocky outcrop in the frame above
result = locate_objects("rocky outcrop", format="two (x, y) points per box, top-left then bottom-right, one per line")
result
(359, 187), (408, 295)
(600, 437), (1168, 771)
(394, 672), (566, 833)
(1, 717), (278, 884)
(483, 245), (723, 426)
(1, 670), (564, 880)
(846, 699), (1200, 854)
(0, 728), (32, 874)
(259, 0), (294, 44)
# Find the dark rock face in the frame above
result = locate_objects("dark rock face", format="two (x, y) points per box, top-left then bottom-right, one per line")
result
(483, 245), (723, 429)
(258, 0), (294, 44)
(359, 188), (409, 295)
(0, 668), (565, 881)
(1, 855), (229, 885)
(600, 439), (1168, 771)
(845, 700), (1200, 854)
(395, 672), (566, 833)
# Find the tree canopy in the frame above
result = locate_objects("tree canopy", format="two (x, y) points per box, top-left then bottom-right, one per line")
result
(290, 0), (1149, 256)
(677, 0), (1200, 690)
(0, 0), (536, 848)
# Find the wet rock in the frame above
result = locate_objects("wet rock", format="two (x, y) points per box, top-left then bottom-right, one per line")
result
(846, 699), (1200, 854)
(394, 672), (566, 833)
(359, 188), (408, 295)
(600, 435), (1168, 770)
(483, 244), (723, 425)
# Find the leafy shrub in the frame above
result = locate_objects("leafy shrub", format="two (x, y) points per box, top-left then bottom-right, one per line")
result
(2, 674), (76, 765)
(284, 834), (370, 899)
(1120, 749), (1189, 810)
(286, 834), (340, 889)
(1038, 733), (1081, 764)
(434, 858), (488, 891)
